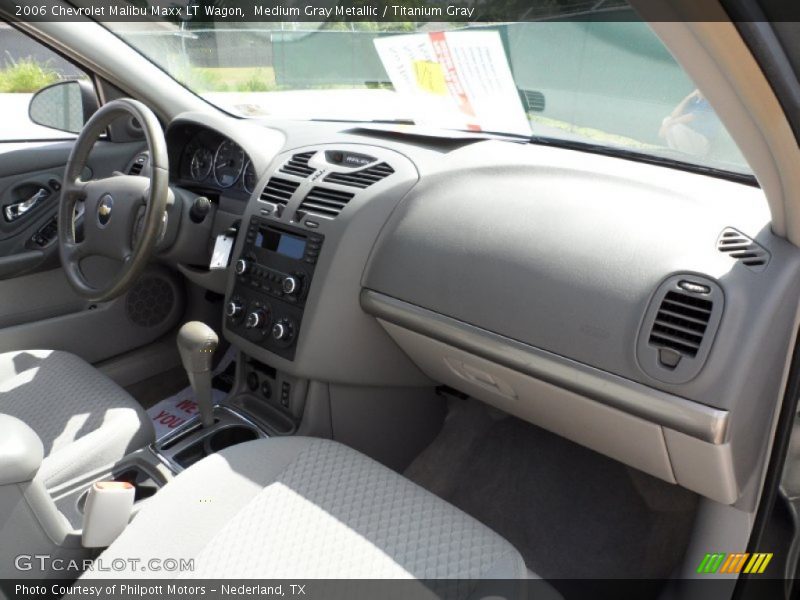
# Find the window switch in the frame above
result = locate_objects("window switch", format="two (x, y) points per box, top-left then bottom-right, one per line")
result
(280, 382), (290, 407)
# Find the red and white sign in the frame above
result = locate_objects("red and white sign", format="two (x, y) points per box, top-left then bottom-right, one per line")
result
(146, 388), (229, 440)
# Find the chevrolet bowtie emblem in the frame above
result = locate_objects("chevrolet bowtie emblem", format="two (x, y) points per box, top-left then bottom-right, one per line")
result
(97, 194), (113, 227)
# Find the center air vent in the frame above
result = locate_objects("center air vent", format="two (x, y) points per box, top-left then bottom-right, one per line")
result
(260, 177), (299, 208)
(636, 275), (723, 384)
(279, 152), (316, 178)
(717, 227), (770, 271)
(298, 187), (354, 219)
(323, 162), (394, 189)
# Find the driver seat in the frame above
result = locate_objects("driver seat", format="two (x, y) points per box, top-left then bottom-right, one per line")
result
(0, 349), (153, 489)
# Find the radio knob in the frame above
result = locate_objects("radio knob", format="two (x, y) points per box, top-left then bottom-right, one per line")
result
(235, 259), (249, 275)
(282, 276), (299, 295)
(225, 301), (243, 318)
(245, 309), (267, 329)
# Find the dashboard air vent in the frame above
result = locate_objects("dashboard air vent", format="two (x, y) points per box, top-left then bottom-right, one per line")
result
(323, 162), (394, 189)
(648, 291), (712, 358)
(717, 227), (769, 271)
(298, 186), (355, 218)
(129, 153), (147, 176)
(260, 177), (299, 207)
(279, 152), (316, 178)
(636, 274), (723, 384)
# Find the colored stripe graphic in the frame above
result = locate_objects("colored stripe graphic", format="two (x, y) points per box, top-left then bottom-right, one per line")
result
(744, 553), (773, 574)
(720, 553), (748, 573)
(697, 553), (773, 574)
(697, 553), (726, 573)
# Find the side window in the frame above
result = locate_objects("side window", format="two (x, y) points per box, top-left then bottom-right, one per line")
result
(0, 23), (94, 142)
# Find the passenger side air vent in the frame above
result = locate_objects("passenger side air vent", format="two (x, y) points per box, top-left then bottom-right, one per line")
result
(649, 291), (711, 358)
(298, 186), (355, 219)
(717, 227), (770, 271)
(129, 153), (147, 176)
(279, 152), (316, 178)
(636, 275), (723, 384)
(259, 177), (299, 208)
(323, 162), (394, 189)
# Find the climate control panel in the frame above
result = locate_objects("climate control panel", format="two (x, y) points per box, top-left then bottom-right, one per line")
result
(226, 218), (323, 360)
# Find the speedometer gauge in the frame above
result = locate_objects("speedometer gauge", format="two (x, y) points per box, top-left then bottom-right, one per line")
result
(213, 140), (245, 188)
(242, 160), (257, 194)
(190, 147), (213, 181)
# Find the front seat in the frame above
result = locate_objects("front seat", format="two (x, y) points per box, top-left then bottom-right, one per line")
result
(0, 350), (153, 489)
(84, 437), (530, 584)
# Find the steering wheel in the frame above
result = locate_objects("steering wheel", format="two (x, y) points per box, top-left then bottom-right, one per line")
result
(58, 98), (169, 302)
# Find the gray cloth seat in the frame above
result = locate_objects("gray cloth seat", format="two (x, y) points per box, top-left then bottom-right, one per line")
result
(0, 350), (154, 489)
(85, 436), (530, 584)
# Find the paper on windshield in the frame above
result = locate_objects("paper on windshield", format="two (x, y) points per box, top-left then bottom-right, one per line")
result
(374, 31), (531, 136)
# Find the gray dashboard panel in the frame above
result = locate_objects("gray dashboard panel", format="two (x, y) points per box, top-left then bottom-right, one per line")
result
(361, 139), (800, 506)
(167, 113), (800, 506)
(363, 140), (800, 412)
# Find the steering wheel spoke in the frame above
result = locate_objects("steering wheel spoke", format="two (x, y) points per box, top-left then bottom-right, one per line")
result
(62, 177), (88, 198)
(62, 240), (89, 262)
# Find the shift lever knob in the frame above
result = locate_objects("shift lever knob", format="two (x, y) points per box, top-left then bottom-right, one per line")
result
(177, 322), (218, 428)
(177, 321), (218, 373)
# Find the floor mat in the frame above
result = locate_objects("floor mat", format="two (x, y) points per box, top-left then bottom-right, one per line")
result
(404, 400), (698, 581)
(145, 347), (237, 440)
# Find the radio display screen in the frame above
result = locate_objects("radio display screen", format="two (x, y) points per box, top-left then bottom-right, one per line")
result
(255, 228), (306, 259)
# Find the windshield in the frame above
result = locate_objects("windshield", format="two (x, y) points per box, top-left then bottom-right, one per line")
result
(106, 12), (751, 176)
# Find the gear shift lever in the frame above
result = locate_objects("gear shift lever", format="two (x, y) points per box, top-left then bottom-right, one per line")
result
(177, 322), (219, 428)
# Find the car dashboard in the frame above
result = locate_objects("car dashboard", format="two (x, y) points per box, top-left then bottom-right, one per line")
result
(158, 112), (800, 511)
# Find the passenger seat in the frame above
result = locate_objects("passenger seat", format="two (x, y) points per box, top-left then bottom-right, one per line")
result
(83, 437), (531, 583)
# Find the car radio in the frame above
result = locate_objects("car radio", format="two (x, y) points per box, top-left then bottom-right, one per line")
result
(226, 217), (323, 360)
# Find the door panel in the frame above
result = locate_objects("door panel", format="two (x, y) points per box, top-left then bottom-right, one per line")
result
(0, 262), (185, 363)
(0, 140), (146, 279)
(0, 140), (185, 363)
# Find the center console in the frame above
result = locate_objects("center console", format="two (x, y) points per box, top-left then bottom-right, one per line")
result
(225, 218), (323, 360)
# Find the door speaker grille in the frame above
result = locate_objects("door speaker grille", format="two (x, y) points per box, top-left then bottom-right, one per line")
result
(126, 276), (175, 327)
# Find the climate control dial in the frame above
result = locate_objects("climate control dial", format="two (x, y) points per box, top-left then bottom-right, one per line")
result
(271, 318), (296, 344)
(226, 301), (243, 319)
(245, 308), (268, 330)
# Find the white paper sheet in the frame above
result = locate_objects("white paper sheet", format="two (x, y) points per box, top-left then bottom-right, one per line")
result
(374, 31), (531, 136)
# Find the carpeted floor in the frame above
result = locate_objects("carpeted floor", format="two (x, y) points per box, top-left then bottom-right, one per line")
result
(404, 400), (698, 581)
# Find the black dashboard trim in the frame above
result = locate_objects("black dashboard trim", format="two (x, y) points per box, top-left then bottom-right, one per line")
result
(361, 289), (730, 444)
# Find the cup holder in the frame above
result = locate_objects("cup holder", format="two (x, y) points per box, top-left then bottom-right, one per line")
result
(173, 425), (259, 469)
(207, 425), (258, 453)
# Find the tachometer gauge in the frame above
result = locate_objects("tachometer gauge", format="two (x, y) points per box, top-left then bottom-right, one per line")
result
(213, 140), (245, 188)
(190, 147), (213, 181)
(242, 160), (257, 194)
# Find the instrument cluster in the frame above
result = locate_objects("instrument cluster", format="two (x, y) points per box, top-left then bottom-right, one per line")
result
(178, 130), (257, 198)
